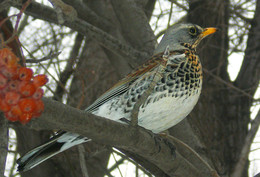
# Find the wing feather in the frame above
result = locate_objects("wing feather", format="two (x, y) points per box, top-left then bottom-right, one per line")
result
(85, 54), (163, 113)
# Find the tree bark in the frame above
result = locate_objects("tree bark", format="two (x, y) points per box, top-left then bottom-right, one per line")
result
(0, 116), (8, 177)
(1, 0), (258, 176)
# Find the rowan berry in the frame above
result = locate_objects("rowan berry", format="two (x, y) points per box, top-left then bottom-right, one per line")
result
(4, 111), (19, 122)
(32, 88), (44, 100)
(0, 99), (11, 112)
(1, 66), (19, 79)
(19, 81), (36, 97)
(8, 80), (20, 91)
(19, 98), (36, 113)
(33, 99), (44, 117)
(10, 105), (22, 116)
(0, 74), (7, 89)
(19, 67), (33, 81)
(33, 75), (48, 87)
(0, 48), (18, 67)
(5, 91), (20, 105)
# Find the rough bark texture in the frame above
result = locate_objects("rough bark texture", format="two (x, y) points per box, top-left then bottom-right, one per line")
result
(0, 0), (258, 176)
(0, 116), (8, 177)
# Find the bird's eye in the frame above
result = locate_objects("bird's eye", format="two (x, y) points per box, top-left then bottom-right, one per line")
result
(189, 27), (197, 35)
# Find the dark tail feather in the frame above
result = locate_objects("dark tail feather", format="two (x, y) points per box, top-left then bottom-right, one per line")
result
(17, 132), (90, 172)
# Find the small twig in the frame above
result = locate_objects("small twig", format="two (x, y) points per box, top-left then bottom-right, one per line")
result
(165, 134), (220, 177)
(111, 152), (123, 177)
(1, 0), (31, 65)
(13, 1), (150, 66)
(167, 1), (173, 29)
(9, 150), (18, 176)
(107, 152), (126, 173)
(26, 51), (61, 63)
(203, 68), (255, 100)
(0, 117), (8, 177)
(231, 110), (260, 177)
(169, 0), (188, 11)
(77, 145), (89, 177)
(254, 172), (260, 177)
(230, 9), (252, 23)
(14, 0), (31, 32)
(48, 0), (77, 24)
(53, 33), (83, 101)
(112, 149), (153, 176)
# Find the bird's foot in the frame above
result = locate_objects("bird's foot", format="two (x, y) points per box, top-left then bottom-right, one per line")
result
(150, 132), (176, 160)
(119, 118), (175, 159)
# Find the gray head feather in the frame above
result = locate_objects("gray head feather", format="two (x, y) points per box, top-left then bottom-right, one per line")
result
(154, 23), (204, 54)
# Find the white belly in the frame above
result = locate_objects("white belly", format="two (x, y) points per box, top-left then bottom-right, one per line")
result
(92, 87), (201, 133)
(137, 91), (200, 133)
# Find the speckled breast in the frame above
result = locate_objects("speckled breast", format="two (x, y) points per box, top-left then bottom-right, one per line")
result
(94, 50), (203, 133)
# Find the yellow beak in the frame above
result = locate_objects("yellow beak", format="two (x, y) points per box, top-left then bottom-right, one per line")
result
(201, 27), (218, 38)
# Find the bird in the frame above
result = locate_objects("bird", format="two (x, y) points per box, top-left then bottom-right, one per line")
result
(17, 23), (217, 172)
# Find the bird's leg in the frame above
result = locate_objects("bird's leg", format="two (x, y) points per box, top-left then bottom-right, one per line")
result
(119, 117), (176, 159)
(151, 132), (176, 160)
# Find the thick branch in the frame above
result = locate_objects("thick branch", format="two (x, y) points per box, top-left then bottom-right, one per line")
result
(22, 97), (216, 177)
(111, 0), (156, 55)
(62, 0), (112, 31)
(12, 1), (149, 67)
(0, 115), (8, 177)
(235, 0), (260, 95)
(53, 33), (83, 101)
(231, 110), (260, 177)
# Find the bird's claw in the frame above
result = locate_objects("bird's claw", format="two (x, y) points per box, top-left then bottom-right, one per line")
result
(150, 132), (176, 160)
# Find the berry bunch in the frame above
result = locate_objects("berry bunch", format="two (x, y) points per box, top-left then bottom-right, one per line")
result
(0, 48), (48, 124)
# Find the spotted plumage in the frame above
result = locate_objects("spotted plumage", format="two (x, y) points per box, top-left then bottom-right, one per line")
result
(89, 48), (203, 133)
(17, 23), (217, 172)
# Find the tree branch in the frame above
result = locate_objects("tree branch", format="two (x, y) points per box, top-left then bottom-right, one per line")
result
(19, 97), (217, 177)
(53, 33), (83, 101)
(231, 110), (260, 177)
(235, 0), (260, 95)
(62, 0), (112, 31)
(0, 115), (8, 177)
(111, 0), (156, 56)
(12, 1), (150, 67)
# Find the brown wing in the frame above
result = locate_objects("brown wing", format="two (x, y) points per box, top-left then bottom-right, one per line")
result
(85, 53), (164, 112)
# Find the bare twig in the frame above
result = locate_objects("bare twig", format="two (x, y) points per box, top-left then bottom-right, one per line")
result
(12, 1), (150, 66)
(111, 152), (123, 177)
(48, 0), (77, 24)
(166, 134), (220, 177)
(254, 172), (260, 177)
(203, 68), (255, 100)
(107, 155), (125, 173)
(169, 0), (188, 11)
(0, 116), (8, 177)
(26, 51), (61, 63)
(167, 1), (173, 29)
(53, 33), (83, 101)
(9, 150), (19, 176)
(231, 110), (260, 177)
(78, 145), (89, 177)
(111, 150), (153, 176)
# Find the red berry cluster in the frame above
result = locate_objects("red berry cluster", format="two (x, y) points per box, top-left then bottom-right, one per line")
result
(0, 48), (48, 124)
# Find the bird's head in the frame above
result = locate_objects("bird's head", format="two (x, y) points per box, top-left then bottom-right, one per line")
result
(154, 23), (217, 54)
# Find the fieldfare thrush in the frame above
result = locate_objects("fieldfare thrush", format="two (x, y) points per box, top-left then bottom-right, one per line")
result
(17, 23), (217, 171)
